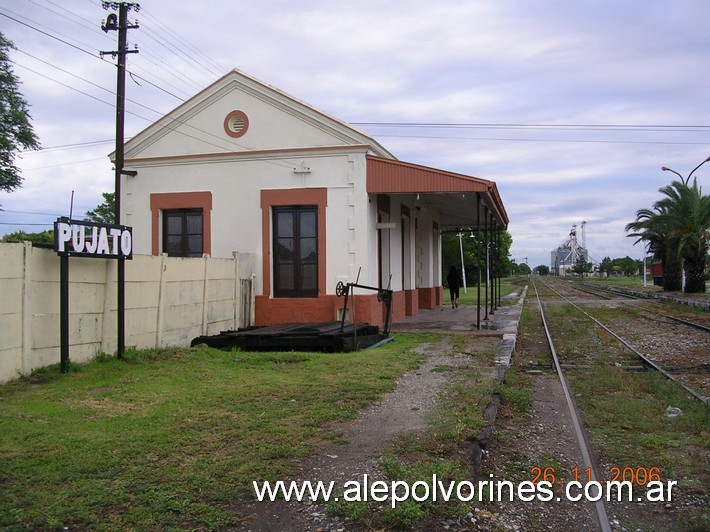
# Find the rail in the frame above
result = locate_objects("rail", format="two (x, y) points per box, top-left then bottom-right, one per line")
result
(532, 280), (612, 532)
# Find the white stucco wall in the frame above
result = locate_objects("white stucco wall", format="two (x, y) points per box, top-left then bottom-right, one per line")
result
(120, 70), (441, 302)
(123, 148), (383, 297)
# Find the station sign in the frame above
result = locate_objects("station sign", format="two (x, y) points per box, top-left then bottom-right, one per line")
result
(54, 217), (133, 259)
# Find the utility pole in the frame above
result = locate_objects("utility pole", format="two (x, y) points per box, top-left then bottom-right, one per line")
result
(101, 2), (139, 358)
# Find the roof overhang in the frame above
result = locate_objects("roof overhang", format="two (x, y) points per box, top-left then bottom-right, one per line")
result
(366, 156), (509, 230)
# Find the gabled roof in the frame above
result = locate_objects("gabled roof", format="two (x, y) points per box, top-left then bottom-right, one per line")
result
(119, 69), (396, 161)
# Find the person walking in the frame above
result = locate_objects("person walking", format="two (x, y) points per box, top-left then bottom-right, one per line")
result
(447, 265), (462, 308)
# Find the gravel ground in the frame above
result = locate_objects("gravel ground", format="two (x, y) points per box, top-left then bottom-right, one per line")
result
(234, 283), (707, 531)
(236, 338), (483, 531)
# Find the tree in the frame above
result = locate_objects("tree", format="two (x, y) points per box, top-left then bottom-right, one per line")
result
(0, 33), (40, 197)
(572, 256), (592, 275)
(85, 192), (115, 224)
(614, 256), (639, 276)
(441, 229), (514, 285)
(600, 256), (613, 276)
(627, 178), (709, 293)
(627, 197), (683, 291)
(654, 179), (709, 292)
(518, 263), (531, 275)
(535, 265), (550, 275)
(1, 229), (53, 244)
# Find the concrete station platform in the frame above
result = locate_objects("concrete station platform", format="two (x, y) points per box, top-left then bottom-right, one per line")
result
(391, 288), (526, 338)
(390, 287), (527, 369)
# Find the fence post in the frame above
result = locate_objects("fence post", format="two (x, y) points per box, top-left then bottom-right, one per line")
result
(21, 242), (32, 375)
(101, 258), (113, 354)
(250, 273), (256, 327)
(201, 254), (210, 336)
(232, 251), (240, 330)
(156, 253), (167, 348)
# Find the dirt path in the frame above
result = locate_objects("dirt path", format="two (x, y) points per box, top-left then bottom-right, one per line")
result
(237, 338), (475, 531)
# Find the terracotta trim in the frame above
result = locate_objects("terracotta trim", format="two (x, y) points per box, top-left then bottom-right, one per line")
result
(255, 292), (393, 327)
(223, 110), (249, 138)
(149, 191), (212, 256)
(126, 145), (372, 166)
(261, 188), (327, 297)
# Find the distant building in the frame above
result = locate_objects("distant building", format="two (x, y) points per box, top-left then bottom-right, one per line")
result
(551, 224), (588, 275)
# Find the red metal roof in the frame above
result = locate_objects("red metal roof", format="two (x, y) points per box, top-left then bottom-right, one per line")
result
(367, 156), (493, 193)
(366, 155), (509, 228)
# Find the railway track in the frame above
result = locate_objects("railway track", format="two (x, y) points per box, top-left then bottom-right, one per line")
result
(531, 281), (613, 532)
(555, 280), (710, 330)
(499, 278), (709, 530)
(534, 278), (709, 403)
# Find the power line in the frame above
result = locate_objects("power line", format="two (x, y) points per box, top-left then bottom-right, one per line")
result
(127, 46), (202, 95)
(0, 9), (102, 59)
(21, 139), (115, 152)
(0, 222), (55, 226)
(372, 133), (710, 146)
(34, 0), (215, 96)
(1, 9), (188, 101)
(13, 47), (187, 122)
(12, 60), (115, 107)
(132, 25), (207, 91)
(1, 10), (299, 172)
(139, 7), (225, 76)
(21, 157), (108, 171)
(1, 209), (65, 216)
(28, 0), (113, 41)
(138, 24), (217, 83)
(11, 6), (705, 170)
(351, 122), (710, 130)
(11, 58), (295, 172)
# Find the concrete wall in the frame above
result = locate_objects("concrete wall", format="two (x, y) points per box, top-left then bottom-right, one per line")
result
(0, 243), (254, 384)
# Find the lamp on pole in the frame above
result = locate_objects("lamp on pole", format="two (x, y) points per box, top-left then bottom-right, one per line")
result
(486, 242), (491, 296)
(661, 155), (710, 185)
(642, 242), (649, 287)
(457, 232), (467, 294)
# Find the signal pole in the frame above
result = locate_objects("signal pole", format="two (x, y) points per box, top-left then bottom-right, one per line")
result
(101, 2), (139, 358)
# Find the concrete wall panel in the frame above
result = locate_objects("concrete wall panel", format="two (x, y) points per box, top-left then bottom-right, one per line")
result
(0, 244), (250, 383)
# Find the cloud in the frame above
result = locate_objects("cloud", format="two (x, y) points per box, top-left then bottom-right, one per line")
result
(1, 0), (709, 271)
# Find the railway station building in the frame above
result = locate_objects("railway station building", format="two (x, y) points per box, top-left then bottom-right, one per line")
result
(117, 69), (508, 328)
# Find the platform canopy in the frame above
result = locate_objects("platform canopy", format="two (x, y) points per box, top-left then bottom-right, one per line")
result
(366, 156), (508, 231)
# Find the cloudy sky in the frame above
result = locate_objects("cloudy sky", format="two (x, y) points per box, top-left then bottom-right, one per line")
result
(1, 0), (708, 269)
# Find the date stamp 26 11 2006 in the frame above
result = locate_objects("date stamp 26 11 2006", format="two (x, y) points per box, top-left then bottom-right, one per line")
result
(529, 466), (676, 502)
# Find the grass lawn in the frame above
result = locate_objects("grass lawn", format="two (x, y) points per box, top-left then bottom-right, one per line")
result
(0, 336), (431, 530)
(445, 275), (528, 307)
(583, 275), (710, 300)
(578, 275), (667, 295)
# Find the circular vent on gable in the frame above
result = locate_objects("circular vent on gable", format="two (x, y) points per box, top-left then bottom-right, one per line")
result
(224, 110), (249, 138)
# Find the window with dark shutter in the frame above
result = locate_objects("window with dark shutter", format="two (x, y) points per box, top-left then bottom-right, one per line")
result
(163, 209), (203, 257)
(273, 206), (318, 297)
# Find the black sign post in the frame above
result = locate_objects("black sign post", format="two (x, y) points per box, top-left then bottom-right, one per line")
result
(54, 217), (132, 372)
(60, 253), (69, 373)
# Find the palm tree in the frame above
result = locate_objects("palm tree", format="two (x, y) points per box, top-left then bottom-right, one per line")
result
(626, 179), (709, 293)
(626, 204), (682, 291)
(654, 178), (709, 293)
